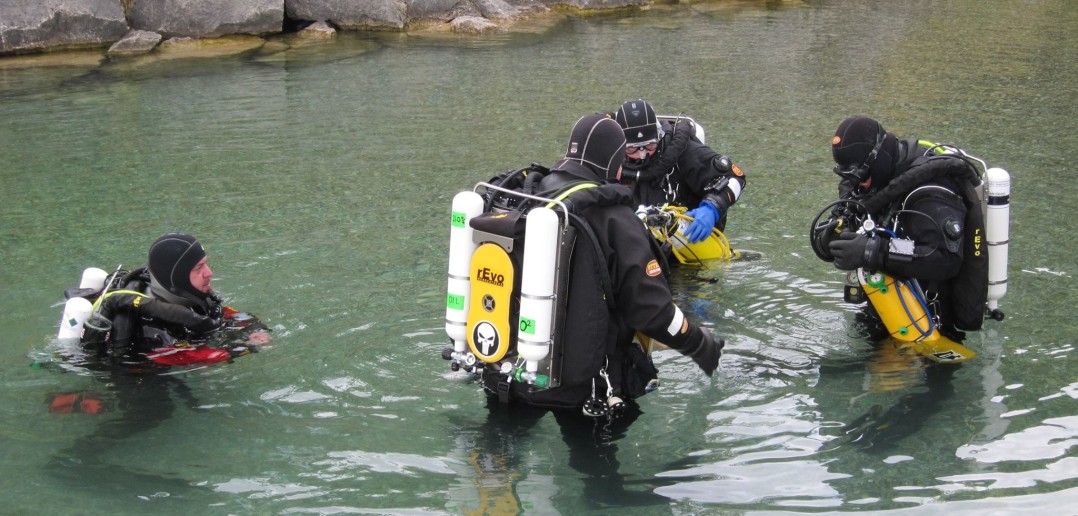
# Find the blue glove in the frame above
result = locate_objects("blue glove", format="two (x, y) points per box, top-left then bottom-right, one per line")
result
(683, 203), (720, 243)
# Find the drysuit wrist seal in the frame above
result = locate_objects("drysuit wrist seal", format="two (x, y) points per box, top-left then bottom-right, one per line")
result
(863, 235), (884, 270)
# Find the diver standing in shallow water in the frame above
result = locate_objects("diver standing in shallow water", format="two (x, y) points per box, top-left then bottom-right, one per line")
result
(445, 114), (724, 416)
(614, 99), (746, 243)
(444, 113), (725, 512)
(73, 232), (270, 364)
(810, 116), (992, 343)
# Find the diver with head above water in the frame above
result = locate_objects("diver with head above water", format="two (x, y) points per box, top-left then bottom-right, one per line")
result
(614, 98), (746, 243)
(445, 113), (725, 417)
(58, 232), (270, 367)
(810, 116), (1010, 363)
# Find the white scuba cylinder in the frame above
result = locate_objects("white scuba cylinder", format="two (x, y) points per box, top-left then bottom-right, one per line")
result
(446, 191), (485, 353)
(80, 267), (109, 290)
(985, 167), (1011, 310)
(692, 121), (706, 145)
(517, 207), (559, 373)
(57, 297), (93, 340)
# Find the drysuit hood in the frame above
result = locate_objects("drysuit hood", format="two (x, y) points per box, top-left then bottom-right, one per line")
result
(832, 115), (898, 191)
(551, 113), (627, 181)
(148, 232), (210, 310)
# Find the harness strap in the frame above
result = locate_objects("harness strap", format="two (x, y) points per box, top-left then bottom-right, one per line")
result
(91, 289), (149, 310)
(545, 182), (598, 208)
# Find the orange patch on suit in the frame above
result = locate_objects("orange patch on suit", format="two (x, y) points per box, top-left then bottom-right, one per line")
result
(732, 164), (744, 176)
(646, 260), (662, 277)
(832, 135), (841, 145)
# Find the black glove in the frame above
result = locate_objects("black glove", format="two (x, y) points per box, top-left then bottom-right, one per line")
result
(829, 232), (884, 271)
(188, 315), (224, 335)
(812, 219), (839, 262)
(690, 327), (725, 377)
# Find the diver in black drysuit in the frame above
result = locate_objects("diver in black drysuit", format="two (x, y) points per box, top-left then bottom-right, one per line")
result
(49, 233), (264, 497)
(477, 114), (724, 414)
(81, 233), (228, 363)
(811, 116), (988, 341)
(614, 99), (746, 237)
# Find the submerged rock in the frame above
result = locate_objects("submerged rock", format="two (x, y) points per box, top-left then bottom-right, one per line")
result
(299, 21), (338, 38)
(107, 30), (164, 56)
(155, 35), (267, 58)
(450, 15), (503, 34)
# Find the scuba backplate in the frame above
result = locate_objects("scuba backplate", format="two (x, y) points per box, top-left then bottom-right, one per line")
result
(444, 167), (655, 412)
(444, 178), (577, 390)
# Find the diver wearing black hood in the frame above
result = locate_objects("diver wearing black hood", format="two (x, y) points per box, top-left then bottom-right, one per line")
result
(148, 232), (215, 312)
(75, 233), (266, 362)
(478, 114), (724, 411)
(813, 116), (989, 339)
(613, 99), (746, 243)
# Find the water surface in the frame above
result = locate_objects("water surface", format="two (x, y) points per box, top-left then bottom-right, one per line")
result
(1, 1), (1076, 513)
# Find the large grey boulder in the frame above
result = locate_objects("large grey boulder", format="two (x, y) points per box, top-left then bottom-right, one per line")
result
(0, 0), (650, 56)
(284, 0), (549, 29)
(404, 0), (459, 22)
(285, 0), (407, 29)
(537, 0), (645, 8)
(473, 0), (531, 20)
(0, 0), (128, 55)
(127, 0), (284, 38)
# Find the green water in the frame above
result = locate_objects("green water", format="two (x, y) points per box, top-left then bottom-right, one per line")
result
(2, 1), (1077, 513)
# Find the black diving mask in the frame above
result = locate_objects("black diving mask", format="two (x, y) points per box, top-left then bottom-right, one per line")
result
(833, 131), (883, 182)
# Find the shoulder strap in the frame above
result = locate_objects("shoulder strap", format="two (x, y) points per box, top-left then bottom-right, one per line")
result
(545, 182), (599, 208)
(564, 210), (617, 313)
(539, 181), (618, 313)
(863, 154), (979, 214)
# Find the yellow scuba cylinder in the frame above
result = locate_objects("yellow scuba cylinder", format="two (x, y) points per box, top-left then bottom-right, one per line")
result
(672, 217), (731, 261)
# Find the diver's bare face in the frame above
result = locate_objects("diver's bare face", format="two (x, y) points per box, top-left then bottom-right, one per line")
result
(189, 256), (213, 293)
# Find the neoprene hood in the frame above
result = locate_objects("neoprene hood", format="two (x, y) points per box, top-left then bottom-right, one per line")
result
(148, 232), (210, 309)
(615, 99), (659, 145)
(555, 113), (627, 181)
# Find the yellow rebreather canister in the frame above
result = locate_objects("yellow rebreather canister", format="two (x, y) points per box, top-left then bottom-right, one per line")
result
(857, 269), (975, 364)
(858, 270), (935, 342)
(466, 243), (516, 363)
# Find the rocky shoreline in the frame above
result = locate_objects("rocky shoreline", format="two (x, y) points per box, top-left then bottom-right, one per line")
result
(0, 0), (652, 58)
